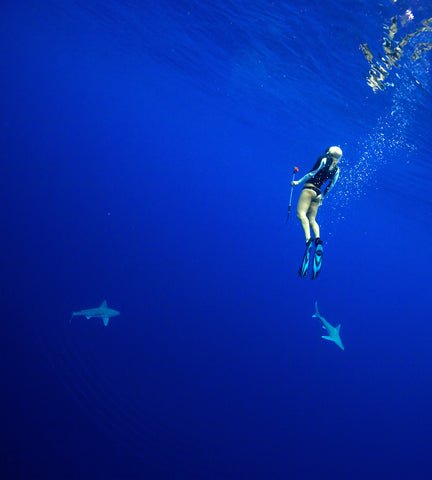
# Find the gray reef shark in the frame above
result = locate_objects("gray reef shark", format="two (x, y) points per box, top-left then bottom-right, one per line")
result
(312, 301), (344, 350)
(70, 300), (120, 326)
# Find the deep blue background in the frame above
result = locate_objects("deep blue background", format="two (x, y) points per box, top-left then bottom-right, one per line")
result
(2, 1), (432, 478)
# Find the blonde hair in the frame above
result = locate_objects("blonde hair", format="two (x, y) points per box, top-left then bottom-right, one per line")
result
(328, 146), (342, 159)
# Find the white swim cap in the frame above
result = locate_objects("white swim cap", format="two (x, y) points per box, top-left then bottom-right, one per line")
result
(328, 146), (343, 159)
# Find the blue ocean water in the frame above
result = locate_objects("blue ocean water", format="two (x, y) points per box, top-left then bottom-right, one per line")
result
(2, 0), (432, 478)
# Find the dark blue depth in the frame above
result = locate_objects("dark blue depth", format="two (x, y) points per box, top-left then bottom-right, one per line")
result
(2, 1), (432, 479)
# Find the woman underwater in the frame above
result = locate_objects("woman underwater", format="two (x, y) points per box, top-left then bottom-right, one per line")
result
(291, 146), (342, 279)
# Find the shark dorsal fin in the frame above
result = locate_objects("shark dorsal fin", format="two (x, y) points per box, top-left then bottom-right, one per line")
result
(100, 300), (107, 308)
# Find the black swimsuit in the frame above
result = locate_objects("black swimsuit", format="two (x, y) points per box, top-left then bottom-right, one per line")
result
(303, 155), (338, 195)
(303, 184), (322, 196)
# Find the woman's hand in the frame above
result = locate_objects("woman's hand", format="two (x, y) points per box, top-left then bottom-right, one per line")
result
(291, 180), (299, 186)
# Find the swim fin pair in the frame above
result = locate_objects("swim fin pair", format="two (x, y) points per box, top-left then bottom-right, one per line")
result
(298, 238), (323, 279)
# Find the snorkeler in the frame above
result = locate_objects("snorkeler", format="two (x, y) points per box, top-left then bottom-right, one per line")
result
(291, 146), (342, 279)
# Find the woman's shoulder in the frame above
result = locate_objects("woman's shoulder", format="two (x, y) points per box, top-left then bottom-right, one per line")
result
(312, 155), (326, 169)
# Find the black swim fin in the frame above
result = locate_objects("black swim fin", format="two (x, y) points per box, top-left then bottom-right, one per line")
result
(312, 238), (323, 279)
(299, 238), (314, 277)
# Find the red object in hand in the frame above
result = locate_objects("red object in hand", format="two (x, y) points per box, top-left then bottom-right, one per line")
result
(294, 166), (299, 173)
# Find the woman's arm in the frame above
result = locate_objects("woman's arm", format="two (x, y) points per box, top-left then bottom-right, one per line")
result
(323, 169), (340, 197)
(294, 158), (326, 185)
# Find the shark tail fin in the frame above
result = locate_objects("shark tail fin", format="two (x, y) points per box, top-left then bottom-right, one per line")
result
(70, 312), (76, 324)
(103, 317), (109, 327)
(312, 301), (319, 318)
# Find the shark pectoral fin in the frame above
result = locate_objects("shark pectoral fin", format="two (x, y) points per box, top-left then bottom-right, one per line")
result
(103, 317), (109, 326)
(86, 316), (92, 320)
(322, 325), (326, 329)
(321, 335), (333, 342)
(336, 325), (341, 332)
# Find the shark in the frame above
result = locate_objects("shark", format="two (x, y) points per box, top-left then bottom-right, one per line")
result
(312, 301), (344, 350)
(70, 300), (120, 326)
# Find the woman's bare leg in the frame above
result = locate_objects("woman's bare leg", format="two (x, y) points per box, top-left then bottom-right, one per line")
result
(296, 189), (316, 242)
(307, 198), (321, 239)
